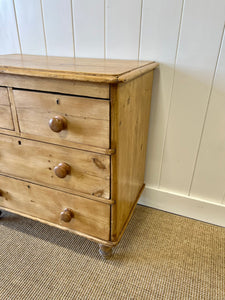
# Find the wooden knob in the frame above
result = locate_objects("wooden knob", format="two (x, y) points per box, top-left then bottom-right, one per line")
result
(54, 162), (71, 178)
(60, 208), (74, 222)
(49, 115), (67, 132)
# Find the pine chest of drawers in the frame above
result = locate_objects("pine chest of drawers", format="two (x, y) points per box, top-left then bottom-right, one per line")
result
(0, 55), (157, 258)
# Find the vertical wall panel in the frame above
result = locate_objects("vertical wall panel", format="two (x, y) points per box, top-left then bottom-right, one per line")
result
(42, 0), (74, 57)
(0, 0), (20, 54)
(14, 0), (46, 55)
(105, 0), (141, 59)
(140, 0), (183, 187)
(159, 0), (225, 194)
(72, 0), (104, 58)
(190, 32), (225, 203)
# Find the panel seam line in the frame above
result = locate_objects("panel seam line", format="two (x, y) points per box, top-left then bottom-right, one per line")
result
(158, 0), (185, 188)
(40, 0), (48, 56)
(70, 0), (76, 58)
(138, 0), (144, 60)
(12, 0), (22, 54)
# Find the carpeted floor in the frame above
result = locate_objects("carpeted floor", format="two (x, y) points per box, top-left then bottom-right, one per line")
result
(0, 205), (225, 300)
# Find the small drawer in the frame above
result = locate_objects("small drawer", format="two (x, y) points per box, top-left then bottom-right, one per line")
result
(0, 175), (110, 240)
(13, 89), (110, 149)
(0, 87), (14, 130)
(0, 134), (110, 199)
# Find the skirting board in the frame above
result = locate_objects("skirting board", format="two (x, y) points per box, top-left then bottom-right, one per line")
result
(138, 186), (225, 228)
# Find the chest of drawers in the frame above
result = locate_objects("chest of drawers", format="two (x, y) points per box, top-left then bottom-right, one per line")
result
(0, 55), (157, 258)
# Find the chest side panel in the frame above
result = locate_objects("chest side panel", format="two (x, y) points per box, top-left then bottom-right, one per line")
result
(110, 71), (154, 241)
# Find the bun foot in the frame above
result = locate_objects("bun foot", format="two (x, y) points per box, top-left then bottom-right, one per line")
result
(99, 244), (113, 259)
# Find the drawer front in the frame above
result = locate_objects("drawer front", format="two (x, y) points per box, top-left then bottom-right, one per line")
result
(13, 90), (110, 148)
(0, 134), (110, 199)
(0, 175), (110, 240)
(0, 87), (14, 130)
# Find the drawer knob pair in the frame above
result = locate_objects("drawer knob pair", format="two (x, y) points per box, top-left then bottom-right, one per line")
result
(54, 162), (71, 178)
(60, 208), (74, 223)
(49, 115), (67, 133)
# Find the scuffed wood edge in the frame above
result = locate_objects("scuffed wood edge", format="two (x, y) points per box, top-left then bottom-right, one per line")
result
(117, 62), (159, 82)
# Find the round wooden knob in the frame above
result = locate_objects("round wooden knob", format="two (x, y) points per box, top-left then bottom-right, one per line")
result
(60, 208), (74, 222)
(49, 115), (67, 132)
(54, 162), (71, 178)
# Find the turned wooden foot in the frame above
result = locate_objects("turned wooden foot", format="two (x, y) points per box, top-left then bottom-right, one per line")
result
(99, 244), (113, 259)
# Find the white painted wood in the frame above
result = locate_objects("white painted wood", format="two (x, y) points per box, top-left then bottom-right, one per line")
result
(0, 0), (20, 54)
(105, 0), (142, 59)
(190, 32), (225, 204)
(72, 0), (104, 58)
(139, 0), (183, 187)
(139, 186), (225, 228)
(14, 0), (45, 55)
(42, 0), (74, 57)
(159, 0), (225, 194)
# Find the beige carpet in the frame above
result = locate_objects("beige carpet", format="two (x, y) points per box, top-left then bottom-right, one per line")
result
(0, 205), (224, 300)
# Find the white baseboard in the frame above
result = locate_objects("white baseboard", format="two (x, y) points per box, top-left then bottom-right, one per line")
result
(138, 186), (225, 227)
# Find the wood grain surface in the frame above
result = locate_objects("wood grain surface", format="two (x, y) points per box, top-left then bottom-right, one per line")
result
(0, 87), (14, 130)
(0, 134), (110, 199)
(0, 54), (156, 83)
(0, 174), (110, 240)
(13, 89), (110, 148)
(111, 71), (154, 241)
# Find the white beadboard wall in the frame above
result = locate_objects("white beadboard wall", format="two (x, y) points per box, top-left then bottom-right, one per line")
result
(0, 0), (225, 226)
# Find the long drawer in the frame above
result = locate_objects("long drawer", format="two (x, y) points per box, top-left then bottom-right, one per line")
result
(0, 175), (110, 240)
(0, 87), (14, 130)
(0, 134), (110, 199)
(13, 89), (110, 148)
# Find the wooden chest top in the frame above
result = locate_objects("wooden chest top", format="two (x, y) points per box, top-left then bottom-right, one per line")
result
(0, 54), (157, 83)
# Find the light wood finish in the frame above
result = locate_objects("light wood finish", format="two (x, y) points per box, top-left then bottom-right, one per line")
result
(0, 127), (115, 155)
(13, 90), (110, 148)
(110, 71), (154, 241)
(0, 175), (110, 240)
(111, 184), (145, 246)
(0, 54), (157, 83)
(0, 55), (157, 256)
(0, 74), (109, 99)
(0, 134), (110, 199)
(0, 87), (14, 130)
(7, 87), (20, 133)
(0, 172), (114, 205)
(20, 132), (115, 155)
